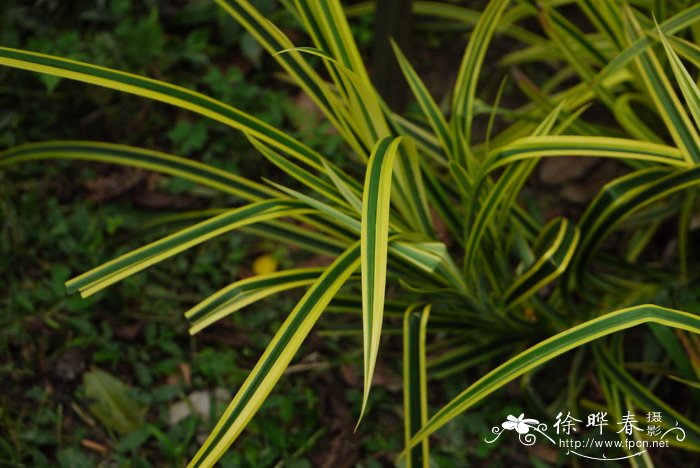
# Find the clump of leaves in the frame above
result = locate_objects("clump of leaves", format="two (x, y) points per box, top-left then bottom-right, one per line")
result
(2, 0), (700, 466)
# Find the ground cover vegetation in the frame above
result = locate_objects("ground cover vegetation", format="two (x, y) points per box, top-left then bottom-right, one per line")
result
(0, 0), (700, 466)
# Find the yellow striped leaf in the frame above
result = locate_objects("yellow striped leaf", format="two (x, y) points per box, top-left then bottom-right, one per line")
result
(66, 200), (311, 297)
(359, 137), (403, 422)
(403, 304), (431, 468)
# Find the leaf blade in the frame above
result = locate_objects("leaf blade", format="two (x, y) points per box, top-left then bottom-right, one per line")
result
(359, 137), (403, 421)
(0, 46), (324, 170)
(403, 305), (431, 468)
(0, 141), (277, 201)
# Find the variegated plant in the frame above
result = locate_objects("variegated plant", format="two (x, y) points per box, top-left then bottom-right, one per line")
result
(2, 0), (700, 465)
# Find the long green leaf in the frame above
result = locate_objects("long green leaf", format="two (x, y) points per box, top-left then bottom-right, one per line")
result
(403, 304), (431, 468)
(657, 28), (700, 131)
(242, 220), (347, 257)
(186, 268), (325, 334)
(451, 0), (510, 165)
(392, 41), (453, 157)
(359, 137), (403, 421)
(0, 141), (276, 201)
(486, 136), (686, 171)
(0, 46), (324, 170)
(428, 341), (515, 380)
(251, 138), (350, 208)
(66, 200), (311, 297)
(395, 139), (435, 237)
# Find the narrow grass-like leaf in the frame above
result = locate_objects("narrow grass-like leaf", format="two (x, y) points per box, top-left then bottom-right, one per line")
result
(428, 341), (514, 380)
(505, 217), (579, 308)
(663, 34), (700, 69)
(141, 210), (350, 257)
(322, 160), (363, 214)
(0, 141), (276, 201)
(668, 376), (700, 390)
(66, 200), (311, 297)
(214, 0), (365, 154)
(389, 241), (453, 287)
(0, 46), (324, 170)
(279, 40), (389, 152)
(391, 114), (447, 165)
(250, 139), (349, 208)
(298, 0), (371, 83)
(186, 268), (325, 334)
(242, 220), (347, 257)
(270, 183), (361, 232)
(396, 139), (435, 237)
(401, 241), (468, 293)
(576, 0), (625, 49)
(403, 304), (431, 468)
(189, 242), (361, 467)
(486, 136), (686, 172)
(359, 137), (403, 422)
(657, 27), (700, 131)
(451, 0), (510, 164)
(392, 41), (453, 156)
(539, 8), (615, 108)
